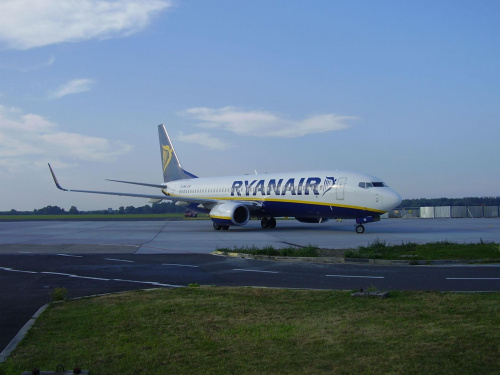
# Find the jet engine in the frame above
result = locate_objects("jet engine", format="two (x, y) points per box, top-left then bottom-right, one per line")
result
(209, 201), (250, 226)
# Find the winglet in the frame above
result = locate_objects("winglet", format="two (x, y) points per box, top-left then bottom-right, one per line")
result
(48, 163), (68, 191)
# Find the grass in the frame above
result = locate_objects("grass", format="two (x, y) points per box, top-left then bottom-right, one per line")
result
(219, 244), (320, 257)
(223, 241), (500, 261)
(1, 288), (499, 375)
(344, 239), (500, 261)
(0, 214), (209, 220)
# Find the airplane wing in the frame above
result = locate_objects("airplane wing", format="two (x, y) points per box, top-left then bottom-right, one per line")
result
(106, 179), (166, 188)
(49, 164), (211, 202)
(48, 164), (261, 209)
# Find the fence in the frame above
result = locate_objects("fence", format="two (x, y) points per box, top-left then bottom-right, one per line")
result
(389, 206), (499, 219)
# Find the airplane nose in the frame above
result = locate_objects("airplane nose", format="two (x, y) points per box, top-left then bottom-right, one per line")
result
(385, 189), (402, 210)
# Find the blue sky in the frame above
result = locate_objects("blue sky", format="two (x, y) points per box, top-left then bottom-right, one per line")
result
(0, 0), (499, 211)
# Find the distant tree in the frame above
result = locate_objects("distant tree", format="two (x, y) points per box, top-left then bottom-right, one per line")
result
(125, 206), (136, 214)
(118, 206), (125, 214)
(34, 205), (65, 215)
(401, 196), (500, 208)
(151, 202), (164, 214)
(68, 206), (79, 214)
(151, 202), (183, 214)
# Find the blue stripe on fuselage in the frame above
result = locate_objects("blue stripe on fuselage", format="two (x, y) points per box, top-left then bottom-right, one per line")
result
(259, 200), (380, 219)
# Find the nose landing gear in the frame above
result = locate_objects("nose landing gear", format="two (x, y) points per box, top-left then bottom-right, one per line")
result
(355, 224), (365, 234)
(355, 216), (380, 233)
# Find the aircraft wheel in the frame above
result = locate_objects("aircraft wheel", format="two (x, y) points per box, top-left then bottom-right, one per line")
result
(355, 224), (365, 234)
(222, 225), (229, 230)
(213, 223), (222, 230)
(268, 217), (277, 229)
(261, 217), (269, 229)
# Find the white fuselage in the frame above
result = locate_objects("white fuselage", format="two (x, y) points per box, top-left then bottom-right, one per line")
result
(164, 170), (401, 219)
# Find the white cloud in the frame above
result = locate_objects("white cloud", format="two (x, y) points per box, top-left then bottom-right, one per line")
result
(0, 0), (172, 50)
(176, 132), (231, 151)
(0, 105), (133, 173)
(180, 107), (356, 138)
(48, 78), (96, 99)
(0, 55), (56, 72)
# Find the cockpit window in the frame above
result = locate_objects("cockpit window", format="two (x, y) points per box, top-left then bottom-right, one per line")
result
(359, 181), (387, 189)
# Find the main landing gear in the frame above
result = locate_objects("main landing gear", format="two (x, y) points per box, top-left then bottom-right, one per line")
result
(213, 222), (229, 230)
(260, 217), (277, 229)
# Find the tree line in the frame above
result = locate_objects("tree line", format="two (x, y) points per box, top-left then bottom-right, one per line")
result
(2, 197), (499, 215)
(1, 202), (187, 215)
(400, 196), (500, 208)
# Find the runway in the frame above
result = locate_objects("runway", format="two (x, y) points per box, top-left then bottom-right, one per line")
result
(1, 218), (499, 356)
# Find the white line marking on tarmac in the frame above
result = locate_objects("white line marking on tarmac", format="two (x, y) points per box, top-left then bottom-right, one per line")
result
(41, 271), (75, 277)
(233, 269), (279, 274)
(162, 263), (199, 268)
(97, 243), (139, 247)
(69, 275), (111, 281)
(0, 267), (37, 274)
(104, 258), (135, 263)
(0, 267), (183, 287)
(446, 277), (500, 280)
(57, 254), (83, 258)
(326, 274), (385, 279)
(112, 278), (183, 287)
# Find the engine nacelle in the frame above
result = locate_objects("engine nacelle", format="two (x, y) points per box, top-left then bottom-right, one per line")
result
(295, 217), (330, 224)
(209, 202), (250, 226)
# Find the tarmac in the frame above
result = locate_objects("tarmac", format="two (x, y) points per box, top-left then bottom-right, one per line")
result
(1, 218), (499, 254)
(1, 217), (499, 362)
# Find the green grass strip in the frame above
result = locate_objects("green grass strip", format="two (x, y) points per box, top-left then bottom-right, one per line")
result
(1, 288), (499, 375)
(345, 239), (500, 260)
(219, 244), (320, 257)
(223, 241), (500, 261)
(0, 214), (210, 220)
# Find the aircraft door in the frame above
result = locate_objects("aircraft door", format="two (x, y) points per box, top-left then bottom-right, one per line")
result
(336, 177), (347, 200)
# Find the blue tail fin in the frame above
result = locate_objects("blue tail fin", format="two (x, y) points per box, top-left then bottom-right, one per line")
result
(158, 124), (197, 182)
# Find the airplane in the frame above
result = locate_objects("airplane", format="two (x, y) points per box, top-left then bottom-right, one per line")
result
(49, 124), (402, 233)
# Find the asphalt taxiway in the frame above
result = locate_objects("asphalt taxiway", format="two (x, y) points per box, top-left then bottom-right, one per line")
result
(1, 218), (500, 254)
(1, 218), (499, 356)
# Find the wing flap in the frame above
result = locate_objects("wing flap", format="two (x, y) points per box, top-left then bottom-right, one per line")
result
(106, 179), (166, 188)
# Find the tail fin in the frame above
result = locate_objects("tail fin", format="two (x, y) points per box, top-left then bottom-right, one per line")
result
(158, 124), (197, 182)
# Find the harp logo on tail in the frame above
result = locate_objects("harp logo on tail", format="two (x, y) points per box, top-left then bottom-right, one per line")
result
(162, 145), (173, 173)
